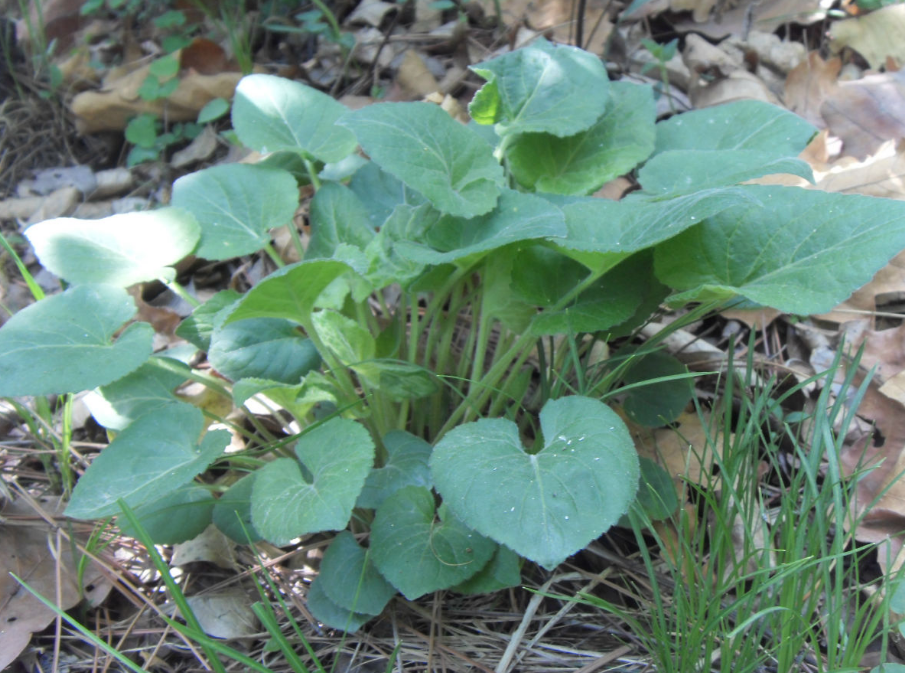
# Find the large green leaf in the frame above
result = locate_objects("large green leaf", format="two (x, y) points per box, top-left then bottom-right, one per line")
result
(306, 182), (375, 259)
(430, 396), (638, 569)
(370, 486), (496, 600)
(171, 164), (299, 260)
(65, 405), (230, 519)
(510, 246), (588, 307)
(357, 430), (433, 509)
(208, 318), (321, 383)
(25, 208), (199, 286)
(338, 102), (504, 218)
(232, 74), (357, 163)
(653, 100), (816, 156)
(638, 150), (813, 198)
(507, 81), (655, 195)
(546, 188), (754, 274)
(0, 285), (153, 396)
(469, 37), (609, 138)
(317, 531), (396, 615)
(653, 185), (905, 314)
(347, 162), (422, 229)
(395, 190), (565, 265)
(251, 418), (374, 545)
(224, 259), (353, 325)
(85, 358), (191, 430)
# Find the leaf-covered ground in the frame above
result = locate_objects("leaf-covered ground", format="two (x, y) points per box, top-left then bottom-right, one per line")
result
(5, 0), (905, 670)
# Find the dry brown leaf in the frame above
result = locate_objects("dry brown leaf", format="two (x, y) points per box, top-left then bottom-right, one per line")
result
(632, 411), (725, 488)
(821, 69), (905, 160)
(475, 0), (613, 54)
(396, 49), (440, 100)
(784, 51), (842, 129)
(185, 591), (259, 638)
(690, 69), (780, 108)
(845, 322), (905, 382)
(0, 497), (112, 670)
(673, 0), (825, 39)
(71, 38), (242, 134)
(829, 4), (905, 71)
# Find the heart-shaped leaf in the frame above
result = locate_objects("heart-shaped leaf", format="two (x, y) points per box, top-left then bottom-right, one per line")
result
(430, 396), (638, 570)
(65, 405), (230, 519)
(357, 430), (433, 509)
(209, 318), (321, 384)
(507, 81), (655, 195)
(224, 259), (353, 325)
(171, 164), (299, 260)
(469, 37), (609, 138)
(232, 74), (358, 163)
(317, 531), (396, 615)
(251, 418), (374, 545)
(26, 208), (199, 286)
(453, 545), (522, 595)
(0, 285), (153, 396)
(654, 185), (905, 314)
(306, 577), (372, 633)
(370, 486), (496, 600)
(338, 102), (504, 218)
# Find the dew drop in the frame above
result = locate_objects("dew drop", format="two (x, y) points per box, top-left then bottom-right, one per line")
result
(564, 516), (570, 520)
(510, 506), (516, 512)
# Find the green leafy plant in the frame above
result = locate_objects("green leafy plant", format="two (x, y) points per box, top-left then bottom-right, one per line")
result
(6, 37), (905, 640)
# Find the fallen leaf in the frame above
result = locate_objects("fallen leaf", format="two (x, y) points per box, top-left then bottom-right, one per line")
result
(784, 51), (842, 129)
(396, 50), (440, 100)
(171, 524), (238, 569)
(0, 496), (112, 670)
(829, 4), (905, 71)
(185, 591), (259, 638)
(821, 69), (905, 160)
(673, 0), (826, 39)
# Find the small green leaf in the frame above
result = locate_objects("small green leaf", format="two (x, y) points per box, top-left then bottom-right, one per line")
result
(653, 100), (816, 156)
(653, 185), (905, 314)
(251, 418), (375, 545)
(209, 318), (321, 384)
(507, 81), (655, 195)
(395, 190), (565, 265)
(365, 360), (439, 401)
(638, 150), (813, 198)
(176, 290), (242, 351)
(370, 486), (496, 600)
(232, 73), (357, 163)
(469, 37), (609, 138)
(306, 578), (372, 632)
(212, 475), (263, 543)
(172, 164), (299, 260)
(225, 259), (353, 325)
(125, 114), (158, 147)
(453, 546), (521, 595)
(311, 309), (375, 368)
(306, 182), (375, 259)
(621, 351), (691, 427)
(430, 396), (638, 570)
(357, 430), (433, 509)
(149, 53), (180, 78)
(632, 457), (679, 522)
(85, 358), (191, 430)
(231, 373), (342, 421)
(65, 405), (230, 519)
(0, 285), (153, 396)
(117, 485), (214, 544)
(317, 531), (396, 615)
(197, 97), (230, 124)
(338, 102), (504, 218)
(26, 208), (200, 286)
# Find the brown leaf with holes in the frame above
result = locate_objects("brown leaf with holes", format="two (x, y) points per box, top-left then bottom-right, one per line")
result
(0, 497), (112, 670)
(784, 51), (841, 129)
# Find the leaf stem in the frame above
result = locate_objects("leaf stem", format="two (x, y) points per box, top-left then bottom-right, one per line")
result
(263, 242), (286, 268)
